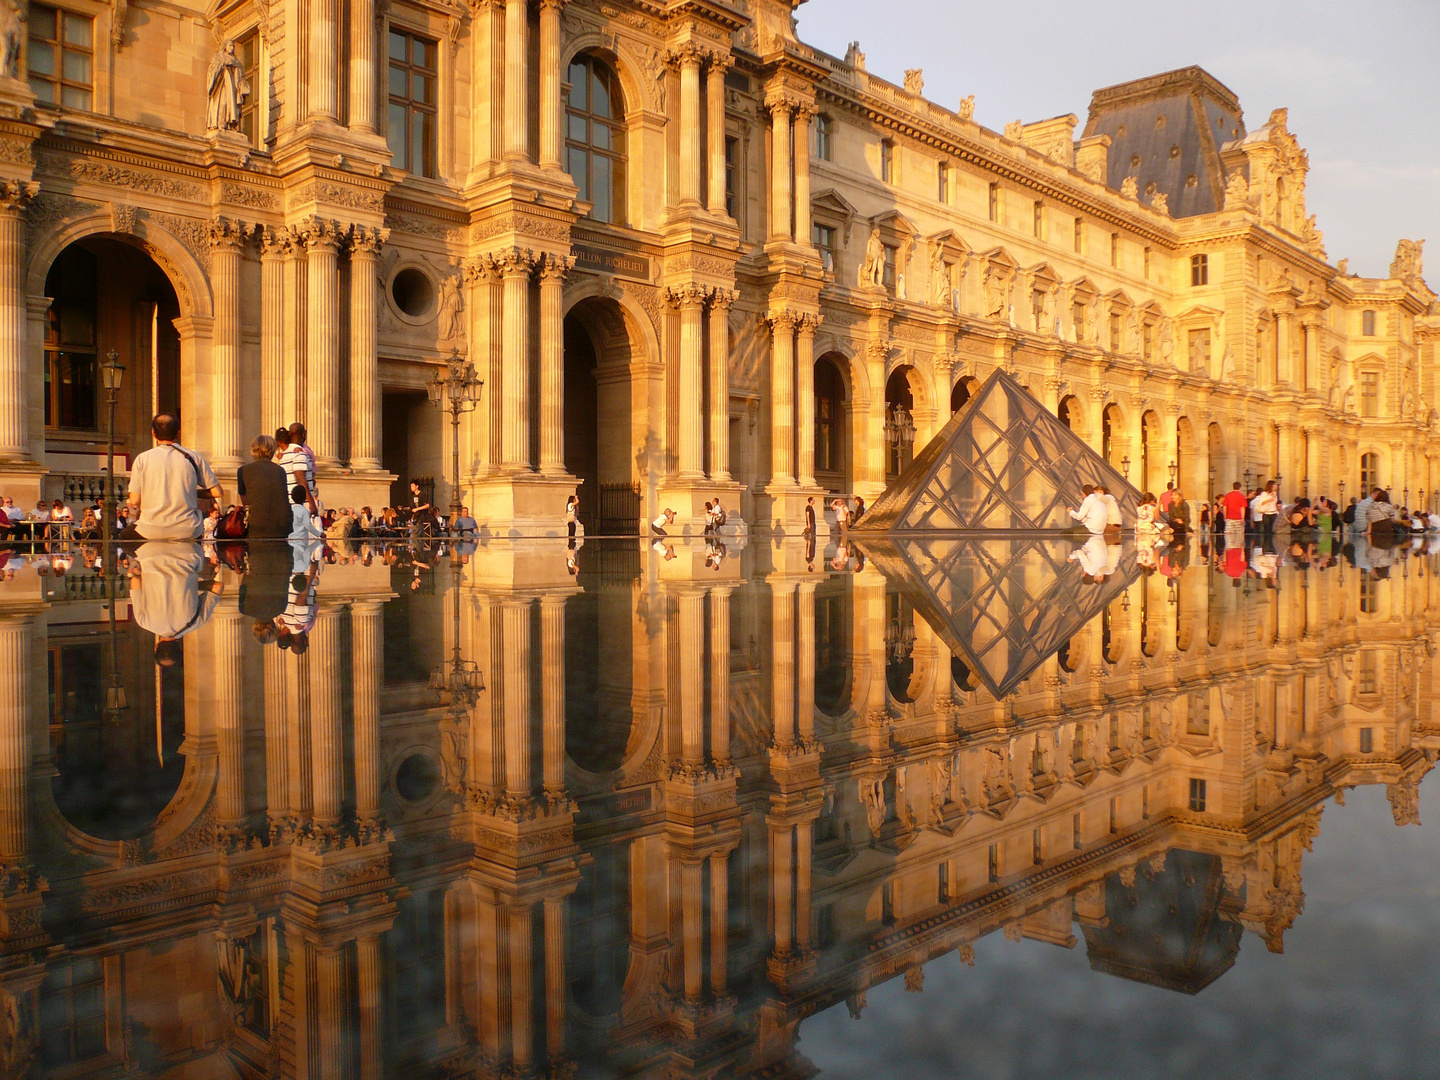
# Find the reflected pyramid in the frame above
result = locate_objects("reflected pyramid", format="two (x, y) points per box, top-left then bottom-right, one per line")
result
(859, 535), (1139, 699)
(855, 369), (1141, 532)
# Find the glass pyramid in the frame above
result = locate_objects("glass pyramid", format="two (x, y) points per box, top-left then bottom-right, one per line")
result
(854, 369), (1141, 532)
(858, 535), (1139, 699)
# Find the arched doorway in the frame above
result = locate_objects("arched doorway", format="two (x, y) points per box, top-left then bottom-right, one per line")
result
(884, 365), (919, 481)
(951, 376), (977, 414)
(564, 297), (638, 534)
(1058, 395), (1081, 432)
(1102, 403), (1123, 473)
(814, 353), (848, 493)
(42, 237), (180, 469)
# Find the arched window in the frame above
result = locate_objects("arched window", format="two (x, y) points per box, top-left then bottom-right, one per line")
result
(815, 356), (846, 487)
(566, 55), (626, 224)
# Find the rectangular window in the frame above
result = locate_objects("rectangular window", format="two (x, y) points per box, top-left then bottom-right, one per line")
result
(937, 161), (949, 203)
(1191, 253), (1209, 286)
(1360, 574), (1378, 614)
(881, 880), (895, 924)
(812, 223), (837, 273)
(387, 30), (438, 178)
(1142, 323), (1153, 361)
(1032, 828), (1043, 865)
(724, 135), (738, 218)
(881, 243), (897, 291)
(1108, 311), (1121, 351)
(1072, 812), (1082, 849)
(1359, 652), (1379, 694)
(1360, 727), (1374, 754)
(1188, 778), (1207, 813)
(1033, 200), (1043, 239)
(987, 843), (999, 883)
(1108, 797), (1118, 833)
(39, 958), (107, 1067)
(880, 139), (894, 183)
(28, 5), (93, 110)
(237, 31), (261, 146)
(1144, 246), (1152, 279)
(1110, 232), (1120, 269)
(988, 182), (1000, 222)
(937, 862), (950, 903)
(1142, 785), (1150, 820)
(1360, 371), (1379, 417)
(814, 114), (833, 161)
(1073, 216), (1083, 253)
(1362, 309), (1376, 336)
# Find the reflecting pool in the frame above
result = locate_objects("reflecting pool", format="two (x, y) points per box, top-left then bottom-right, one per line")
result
(5, 531), (1439, 1078)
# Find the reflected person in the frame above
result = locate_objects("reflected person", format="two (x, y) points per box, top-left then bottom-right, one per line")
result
(128, 541), (223, 665)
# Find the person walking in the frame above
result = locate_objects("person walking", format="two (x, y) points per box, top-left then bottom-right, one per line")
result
(565, 494), (579, 539)
(1220, 481), (1249, 540)
(238, 434), (291, 539)
(125, 414), (223, 541)
(803, 496), (817, 537)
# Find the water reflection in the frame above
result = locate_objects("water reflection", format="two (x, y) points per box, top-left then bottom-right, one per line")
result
(2, 533), (1437, 1076)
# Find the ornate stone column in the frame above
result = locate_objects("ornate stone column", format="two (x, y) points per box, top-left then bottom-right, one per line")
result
(263, 647), (291, 830)
(706, 55), (729, 214)
(795, 821), (813, 950)
(677, 590), (705, 767)
(768, 312), (797, 486)
(543, 898), (565, 1058)
(767, 96), (793, 241)
(352, 600), (384, 830)
(1302, 319), (1318, 393)
(350, 0), (376, 133)
(303, 219), (343, 467)
(770, 822), (794, 955)
(0, 183), (34, 460)
(350, 228), (385, 471)
(709, 850), (728, 992)
(796, 580), (816, 746)
(670, 285), (708, 478)
(210, 219), (247, 468)
(309, 0), (339, 120)
(357, 934), (383, 1080)
(539, 255), (573, 474)
(503, 0), (529, 163)
(502, 599), (532, 801)
(212, 603), (247, 831)
(770, 579), (796, 747)
(284, 226), (307, 423)
(260, 228), (289, 432)
(795, 314), (819, 488)
(676, 46), (703, 207)
(708, 290), (734, 481)
(793, 107), (812, 245)
(0, 615), (32, 862)
(709, 585), (731, 765)
(538, 0), (565, 169)
(510, 903), (534, 1069)
(540, 595), (565, 796)
(501, 251), (533, 470)
(680, 858), (704, 999)
(309, 605), (345, 835)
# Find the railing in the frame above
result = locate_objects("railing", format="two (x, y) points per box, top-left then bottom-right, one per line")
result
(54, 473), (129, 506)
(597, 483), (642, 536)
(42, 571), (131, 604)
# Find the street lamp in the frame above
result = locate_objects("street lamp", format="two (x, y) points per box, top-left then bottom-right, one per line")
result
(429, 563), (486, 710)
(883, 404), (916, 449)
(426, 348), (484, 526)
(1243, 467), (1252, 491)
(1121, 455), (1131, 479)
(1168, 460), (1177, 484)
(101, 350), (124, 546)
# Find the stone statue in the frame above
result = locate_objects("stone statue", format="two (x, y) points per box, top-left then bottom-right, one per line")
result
(0, 0), (23, 81)
(859, 226), (885, 289)
(928, 242), (949, 308)
(1336, 258), (1350, 275)
(438, 272), (465, 342)
(1391, 239), (1425, 288)
(1150, 190), (1169, 216)
(983, 267), (1008, 320)
(1004, 120), (1023, 142)
(1040, 287), (1055, 335)
(1220, 343), (1236, 382)
(1120, 176), (1138, 200)
(904, 68), (924, 96)
(1224, 170), (1250, 211)
(1088, 295), (1104, 344)
(1123, 307), (1140, 354)
(206, 39), (251, 132)
(844, 41), (866, 71)
(957, 94), (975, 122)
(1158, 315), (1175, 366)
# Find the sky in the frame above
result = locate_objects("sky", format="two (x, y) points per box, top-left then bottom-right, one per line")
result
(795, 0), (1440, 282)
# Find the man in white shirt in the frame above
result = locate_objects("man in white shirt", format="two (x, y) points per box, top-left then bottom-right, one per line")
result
(280, 422), (318, 514)
(1068, 485), (1108, 535)
(128, 541), (223, 665)
(126, 414), (222, 540)
(1252, 482), (1279, 538)
(1096, 485), (1122, 538)
(651, 508), (676, 537)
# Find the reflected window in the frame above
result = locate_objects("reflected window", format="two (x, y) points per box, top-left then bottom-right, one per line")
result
(387, 30), (438, 177)
(814, 584), (850, 714)
(1359, 371), (1379, 418)
(29, 5), (92, 110)
(39, 959), (106, 1068)
(44, 243), (98, 431)
(815, 357), (846, 478)
(391, 889), (447, 1033)
(1360, 727), (1374, 754)
(567, 54), (627, 224)
(1188, 777), (1207, 812)
(884, 591), (915, 702)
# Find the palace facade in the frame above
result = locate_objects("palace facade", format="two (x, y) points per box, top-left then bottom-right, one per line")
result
(0, 0), (1434, 531)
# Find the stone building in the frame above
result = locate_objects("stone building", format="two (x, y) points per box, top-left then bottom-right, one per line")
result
(0, 0), (1435, 531)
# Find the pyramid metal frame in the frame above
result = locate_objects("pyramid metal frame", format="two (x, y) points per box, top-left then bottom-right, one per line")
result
(854, 369), (1142, 533)
(859, 535), (1140, 700)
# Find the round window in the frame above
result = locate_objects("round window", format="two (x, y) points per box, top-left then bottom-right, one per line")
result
(395, 752), (441, 803)
(391, 267), (436, 318)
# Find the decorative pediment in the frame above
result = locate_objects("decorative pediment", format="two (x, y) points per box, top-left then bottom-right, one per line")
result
(1104, 288), (1135, 310)
(927, 229), (970, 262)
(1066, 275), (1101, 299)
(1024, 261), (1063, 289)
(811, 187), (858, 220)
(871, 209), (918, 241)
(1175, 304), (1224, 322)
(980, 245), (1019, 272)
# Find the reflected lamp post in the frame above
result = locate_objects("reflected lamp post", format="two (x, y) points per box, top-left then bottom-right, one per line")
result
(101, 350), (124, 546)
(429, 579), (486, 713)
(426, 348), (484, 527)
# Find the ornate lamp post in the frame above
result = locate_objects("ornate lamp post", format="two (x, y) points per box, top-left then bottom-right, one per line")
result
(1121, 455), (1131, 480)
(426, 348), (484, 527)
(100, 350), (124, 547)
(1243, 467), (1253, 491)
(429, 565), (485, 710)
(1168, 460), (1178, 484)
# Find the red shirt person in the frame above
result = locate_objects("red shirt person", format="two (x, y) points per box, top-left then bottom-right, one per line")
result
(1220, 483), (1250, 522)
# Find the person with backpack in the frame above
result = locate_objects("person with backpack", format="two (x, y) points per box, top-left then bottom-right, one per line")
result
(124, 414), (223, 540)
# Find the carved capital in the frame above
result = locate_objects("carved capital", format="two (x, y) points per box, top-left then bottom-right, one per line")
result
(298, 216), (344, 253)
(666, 282), (711, 309)
(497, 247), (537, 277)
(0, 179), (38, 214)
(540, 252), (577, 281)
(259, 224), (292, 259)
(209, 216), (250, 251)
(349, 224), (388, 257)
(463, 253), (501, 284)
(709, 287), (739, 312)
(764, 89), (803, 116)
(797, 312), (823, 335)
(665, 42), (706, 70)
(767, 309), (800, 332)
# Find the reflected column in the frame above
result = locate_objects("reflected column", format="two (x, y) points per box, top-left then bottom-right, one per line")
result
(543, 897), (565, 1060)
(315, 946), (346, 1080)
(502, 599), (533, 803)
(770, 580), (796, 748)
(510, 903), (534, 1071)
(212, 601), (248, 837)
(677, 590), (705, 769)
(309, 604), (346, 840)
(709, 850), (728, 993)
(796, 580), (816, 748)
(263, 648), (293, 833)
(357, 934), (383, 1080)
(681, 859), (704, 1000)
(540, 595), (566, 798)
(352, 600), (384, 834)
(709, 585), (732, 765)
(0, 615), (32, 863)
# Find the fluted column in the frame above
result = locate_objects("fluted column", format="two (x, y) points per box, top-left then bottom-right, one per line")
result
(796, 580), (816, 746)
(706, 56), (729, 214)
(304, 219), (343, 466)
(501, 251), (533, 470)
(770, 823), (794, 954)
(795, 313), (819, 488)
(352, 601), (384, 828)
(284, 227), (307, 423)
(350, 0), (376, 132)
(212, 604), (247, 828)
(543, 898), (565, 1058)
(503, 0), (529, 162)
(540, 595), (565, 795)
(681, 859), (703, 999)
(350, 228), (385, 471)
(677, 590), (705, 767)
(708, 290), (734, 481)
(768, 312), (797, 486)
(794, 107), (812, 244)
(539, 255), (573, 473)
(263, 648), (290, 827)
(502, 599), (532, 800)
(795, 821), (812, 950)
(510, 903), (534, 1069)
(539, 0), (565, 168)
(309, 0), (338, 120)
(767, 97), (792, 241)
(210, 220), (247, 468)
(670, 285), (708, 478)
(708, 850), (728, 992)
(771, 579), (796, 747)
(0, 184), (34, 460)
(1275, 309), (1294, 385)
(357, 935), (383, 1080)
(676, 46), (703, 207)
(310, 605), (345, 831)
(260, 228), (289, 431)
(709, 586), (731, 764)
(0, 615), (32, 861)
(316, 947), (346, 1080)
(1302, 320), (1318, 392)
